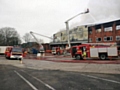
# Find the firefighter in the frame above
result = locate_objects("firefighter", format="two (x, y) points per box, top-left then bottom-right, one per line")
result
(82, 47), (87, 59)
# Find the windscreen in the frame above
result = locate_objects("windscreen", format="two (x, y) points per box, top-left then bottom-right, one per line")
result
(12, 48), (23, 52)
(52, 47), (56, 50)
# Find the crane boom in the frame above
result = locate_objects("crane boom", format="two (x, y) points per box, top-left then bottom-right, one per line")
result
(30, 31), (53, 40)
(30, 31), (42, 46)
(30, 31), (45, 56)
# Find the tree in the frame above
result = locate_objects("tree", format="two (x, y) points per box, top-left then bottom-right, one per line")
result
(30, 38), (44, 43)
(0, 27), (21, 46)
(23, 33), (32, 43)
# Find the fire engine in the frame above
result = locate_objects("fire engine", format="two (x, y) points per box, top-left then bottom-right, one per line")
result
(5, 46), (25, 60)
(71, 43), (120, 60)
(51, 47), (64, 55)
(51, 44), (71, 55)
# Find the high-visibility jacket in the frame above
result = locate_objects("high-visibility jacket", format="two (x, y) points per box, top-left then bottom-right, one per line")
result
(83, 51), (86, 57)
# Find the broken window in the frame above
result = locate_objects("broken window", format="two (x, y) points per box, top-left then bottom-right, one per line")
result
(89, 38), (92, 42)
(95, 25), (101, 33)
(96, 29), (101, 33)
(116, 25), (120, 30)
(116, 36), (120, 41)
(88, 27), (92, 34)
(104, 36), (113, 41)
(88, 30), (92, 34)
(104, 27), (112, 31)
(96, 37), (102, 42)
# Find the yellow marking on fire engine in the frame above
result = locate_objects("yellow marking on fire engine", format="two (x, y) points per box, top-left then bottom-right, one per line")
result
(87, 50), (89, 52)
(77, 50), (81, 52)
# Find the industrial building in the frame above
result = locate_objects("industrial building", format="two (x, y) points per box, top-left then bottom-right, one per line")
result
(50, 25), (88, 47)
(88, 19), (120, 43)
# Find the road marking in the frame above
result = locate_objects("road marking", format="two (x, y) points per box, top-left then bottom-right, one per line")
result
(21, 70), (56, 90)
(81, 74), (120, 84)
(14, 70), (38, 90)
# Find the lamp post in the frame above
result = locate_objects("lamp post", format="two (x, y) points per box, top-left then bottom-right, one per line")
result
(65, 9), (89, 48)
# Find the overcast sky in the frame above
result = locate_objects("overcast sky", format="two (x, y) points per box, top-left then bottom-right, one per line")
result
(0, 0), (120, 43)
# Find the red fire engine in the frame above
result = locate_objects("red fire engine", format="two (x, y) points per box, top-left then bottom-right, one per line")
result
(51, 47), (64, 55)
(71, 43), (120, 60)
(5, 46), (26, 60)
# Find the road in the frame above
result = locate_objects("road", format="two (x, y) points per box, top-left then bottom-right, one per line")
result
(0, 57), (120, 90)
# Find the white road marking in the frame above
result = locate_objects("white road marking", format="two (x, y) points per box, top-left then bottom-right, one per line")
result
(21, 70), (56, 90)
(81, 74), (120, 84)
(14, 70), (38, 90)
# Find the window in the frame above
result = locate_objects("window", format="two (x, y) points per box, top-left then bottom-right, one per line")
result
(104, 27), (112, 31)
(96, 29), (101, 33)
(78, 28), (82, 31)
(116, 36), (120, 41)
(104, 36), (113, 41)
(78, 28), (83, 32)
(88, 27), (92, 34)
(74, 28), (78, 32)
(116, 25), (120, 30)
(89, 30), (92, 34)
(89, 38), (92, 42)
(96, 37), (102, 42)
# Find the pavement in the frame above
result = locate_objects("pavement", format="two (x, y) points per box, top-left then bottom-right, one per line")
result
(0, 54), (120, 74)
(24, 54), (120, 64)
(0, 58), (25, 68)
(23, 59), (120, 74)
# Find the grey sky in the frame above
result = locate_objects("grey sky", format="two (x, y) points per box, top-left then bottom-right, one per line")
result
(0, 0), (120, 43)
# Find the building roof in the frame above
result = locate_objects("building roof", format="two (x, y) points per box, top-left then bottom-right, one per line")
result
(87, 18), (120, 27)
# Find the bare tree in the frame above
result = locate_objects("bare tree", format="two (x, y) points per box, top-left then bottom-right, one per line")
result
(30, 38), (44, 43)
(0, 27), (21, 46)
(23, 33), (32, 43)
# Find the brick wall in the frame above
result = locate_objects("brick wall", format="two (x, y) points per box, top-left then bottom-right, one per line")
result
(88, 20), (120, 43)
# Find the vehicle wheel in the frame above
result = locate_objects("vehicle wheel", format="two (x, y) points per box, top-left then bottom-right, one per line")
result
(75, 55), (81, 60)
(99, 54), (106, 60)
(5, 55), (8, 59)
(5, 55), (7, 58)
(19, 58), (21, 60)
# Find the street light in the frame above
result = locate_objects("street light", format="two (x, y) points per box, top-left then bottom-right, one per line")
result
(65, 8), (89, 48)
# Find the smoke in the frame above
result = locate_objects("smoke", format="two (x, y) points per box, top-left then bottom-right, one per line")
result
(71, 0), (120, 27)
(88, 0), (120, 21)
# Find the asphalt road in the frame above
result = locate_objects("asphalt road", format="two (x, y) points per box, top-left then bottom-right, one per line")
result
(0, 64), (120, 90)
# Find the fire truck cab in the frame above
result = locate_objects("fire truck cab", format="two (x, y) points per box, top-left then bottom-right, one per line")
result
(5, 46), (25, 60)
(51, 47), (64, 55)
(71, 43), (119, 60)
